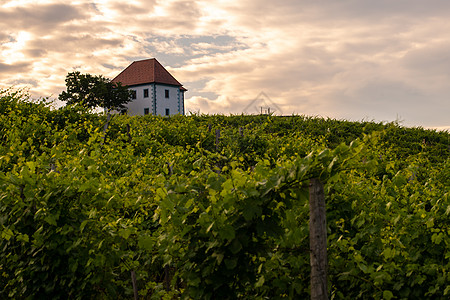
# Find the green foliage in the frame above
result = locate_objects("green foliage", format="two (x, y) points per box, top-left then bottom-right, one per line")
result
(58, 71), (132, 111)
(1, 89), (449, 299)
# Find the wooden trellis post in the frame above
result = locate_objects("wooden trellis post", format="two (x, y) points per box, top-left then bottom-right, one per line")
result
(131, 270), (138, 300)
(215, 129), (220, 151)
(309, 178), (328, 300)
(164, 162), (173, 291)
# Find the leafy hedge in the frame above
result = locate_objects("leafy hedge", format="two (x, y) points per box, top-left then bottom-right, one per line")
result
(1, 89), (449, 299)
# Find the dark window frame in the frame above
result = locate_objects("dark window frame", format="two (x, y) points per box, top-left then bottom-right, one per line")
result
(165, 89), (169, 98)
(144, 108), (149, 115)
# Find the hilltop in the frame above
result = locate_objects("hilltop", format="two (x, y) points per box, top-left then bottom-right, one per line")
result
(1, 90), (449, 299)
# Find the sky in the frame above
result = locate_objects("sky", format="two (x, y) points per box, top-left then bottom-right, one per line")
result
(1, 0), (450, 130)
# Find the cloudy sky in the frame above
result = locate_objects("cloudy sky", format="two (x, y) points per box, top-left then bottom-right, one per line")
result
(1, 0), (450, 129)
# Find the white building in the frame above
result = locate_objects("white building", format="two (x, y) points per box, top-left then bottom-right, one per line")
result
(112, 58), (186, 116)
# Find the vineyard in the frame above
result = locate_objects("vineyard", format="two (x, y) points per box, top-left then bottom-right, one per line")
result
(1, 89), (449, 299)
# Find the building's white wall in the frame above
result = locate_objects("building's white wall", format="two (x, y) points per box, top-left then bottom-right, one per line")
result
(180, 91), (185, 115)
(125, 84), (154, 116)
(125, 84), (185, 116)
(154, 85), (183, 116)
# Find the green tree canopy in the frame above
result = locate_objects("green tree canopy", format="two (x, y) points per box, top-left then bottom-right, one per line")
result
(58, 71), (132, 112)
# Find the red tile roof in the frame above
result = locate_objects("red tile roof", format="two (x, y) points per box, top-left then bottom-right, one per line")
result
(112, 58), (184, 88)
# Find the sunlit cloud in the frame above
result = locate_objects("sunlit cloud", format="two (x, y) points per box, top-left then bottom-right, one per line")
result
(0, 0), (449, 128)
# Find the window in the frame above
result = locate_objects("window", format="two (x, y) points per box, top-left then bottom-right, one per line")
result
(143, 89), (149, 98)
(131, 90), (137, 99)
(165, 108), (170, 116)
(165, 89), (169, 98)
(144, 108), (149, 115)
